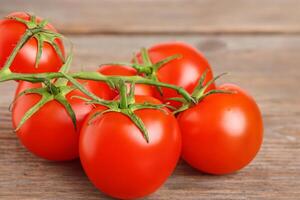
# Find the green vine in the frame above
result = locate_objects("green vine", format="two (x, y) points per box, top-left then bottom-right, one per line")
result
(0, 13), (229, 143)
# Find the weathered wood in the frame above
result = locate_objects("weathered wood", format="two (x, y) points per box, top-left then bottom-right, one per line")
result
(1, 0), (300, 34)
(0, 35), (299, 199)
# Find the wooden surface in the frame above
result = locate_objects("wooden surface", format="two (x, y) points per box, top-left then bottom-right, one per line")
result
(1, 0), (300, 34)
(1, 1), (300, 199)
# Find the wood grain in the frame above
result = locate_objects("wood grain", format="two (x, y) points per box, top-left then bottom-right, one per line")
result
(1, 0), (300, 34)
(0, 35), (299, 199)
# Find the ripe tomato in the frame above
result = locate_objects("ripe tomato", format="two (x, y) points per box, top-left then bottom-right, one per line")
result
(177, 83), (263, 174)
(12, 81), (93, 161)
(80, 95), (181, 199)
(136, 42), (215, 107)
(83, 65), (154, 100)
(0, 12), (64, 73)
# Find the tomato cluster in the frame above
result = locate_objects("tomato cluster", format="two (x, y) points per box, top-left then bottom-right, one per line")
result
(0, 12), (263, 199)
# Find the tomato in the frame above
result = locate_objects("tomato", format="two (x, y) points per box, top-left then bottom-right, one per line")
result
(12, 81), (93, 161)
(136, 42), (215, 107)
(0, 12), (64, 73)
(177, 83), (263, 174)
(80, 95), (181, 199)
(83, 65), (154, 100)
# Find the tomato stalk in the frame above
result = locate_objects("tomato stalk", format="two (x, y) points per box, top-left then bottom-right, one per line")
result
(0, 29), (34, 72)
(118, 80), (129, 109)
(1, 57), (195, 138)
(0, 70), (194, 104)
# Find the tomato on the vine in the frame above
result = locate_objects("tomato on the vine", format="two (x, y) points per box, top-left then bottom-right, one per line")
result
(0, 12), (64, 73)
(136, 42), (215, 107)
(177, 83), (263, 174)
(80, 95), (181, 199)
(12, 81), (93, 161)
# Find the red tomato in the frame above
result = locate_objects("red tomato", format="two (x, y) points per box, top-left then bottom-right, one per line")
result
(83, 65), (154, 100)
(177, 83), (263, 174)
(136, 42), (215, 107)
(12, 81), (93, 161)
(0, 12), (64, 73)
(80, 95), (181, 199)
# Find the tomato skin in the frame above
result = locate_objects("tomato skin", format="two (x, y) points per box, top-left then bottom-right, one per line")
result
(80, 96), (181, 199)
(0, 12), (64, 73)
(137, 42), (215, 107)
(177, 83), (263, 175)
(77, 78), (115, 100)
(12, 81), (93, 161)
(83, 65), (155, 100)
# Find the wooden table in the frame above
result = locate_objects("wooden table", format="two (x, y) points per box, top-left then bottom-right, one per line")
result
(1, 1), (300, 199)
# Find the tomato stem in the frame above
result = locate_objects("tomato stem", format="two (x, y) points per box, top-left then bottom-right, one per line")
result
(130, 48), (182, 96)
(172, 72), (233, 114)
(0, 71), (194, 103)
(119, 80), (128, 109)
(0, 29), (34, 72)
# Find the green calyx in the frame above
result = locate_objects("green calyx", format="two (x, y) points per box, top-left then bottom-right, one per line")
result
(1, 13), (65, 72)
(100, 48), (181, 96)
(134, 48), (181, 76)
(172, 70), (233, 114)
(65, 76), (169, 143)
(133, 48), (181, 96)
(12, 82), (77, 131)
(115, 81), (169, 143)
(32, 31), (65, 68)
(11, 55), (76, 131)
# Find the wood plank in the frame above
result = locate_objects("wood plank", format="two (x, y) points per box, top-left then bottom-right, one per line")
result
(1, 0), (300, 34)
(0, 35), (300, 199)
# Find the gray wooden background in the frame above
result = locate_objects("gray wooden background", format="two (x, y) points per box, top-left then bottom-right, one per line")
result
(0, 0), (300, 199)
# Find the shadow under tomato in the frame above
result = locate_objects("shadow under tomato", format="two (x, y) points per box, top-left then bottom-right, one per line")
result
(175, 159), (240, 177)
